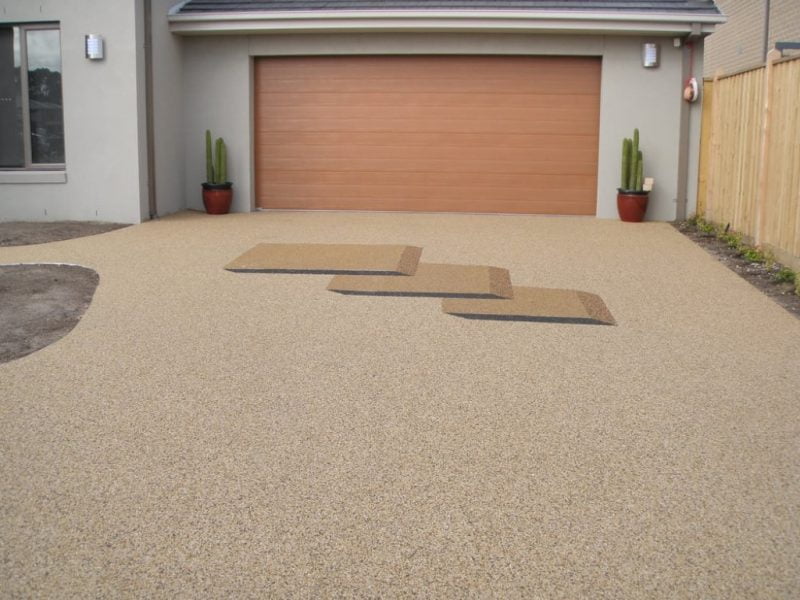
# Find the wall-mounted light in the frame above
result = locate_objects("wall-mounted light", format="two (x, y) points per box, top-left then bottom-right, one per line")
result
(642, 43), (660, 68)
(85, 34), (105, 60)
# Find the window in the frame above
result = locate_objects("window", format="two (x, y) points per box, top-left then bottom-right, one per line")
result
(0, 24), (64, 169)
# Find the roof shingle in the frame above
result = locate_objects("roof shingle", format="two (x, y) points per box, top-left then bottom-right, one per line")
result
(176, 0), (722, 16)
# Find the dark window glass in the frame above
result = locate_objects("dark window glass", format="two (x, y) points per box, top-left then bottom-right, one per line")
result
(0, 27), (24, 167)
(26, 29), (64, 164)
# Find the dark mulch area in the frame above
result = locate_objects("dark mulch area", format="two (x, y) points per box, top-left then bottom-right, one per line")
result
(673, 221), (800, 320)
(0, 221), (128, 247)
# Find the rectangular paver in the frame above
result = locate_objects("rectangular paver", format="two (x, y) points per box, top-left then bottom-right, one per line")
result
(442, 286), (615, 325)
(225, 243), (422, 275)
(327, 263), (513, 298)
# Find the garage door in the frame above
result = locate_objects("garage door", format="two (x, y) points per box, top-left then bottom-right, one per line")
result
(254, 56), (600, 215)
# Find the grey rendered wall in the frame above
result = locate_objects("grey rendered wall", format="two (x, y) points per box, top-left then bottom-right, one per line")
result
(182, 32), (700, 220)
(0, 0), (149, 223)
(151, 0), (185, 217)
(182, 36), (252, 213)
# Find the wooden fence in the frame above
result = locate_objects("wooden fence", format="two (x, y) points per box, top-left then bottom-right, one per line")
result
(698, 52), (800, 270)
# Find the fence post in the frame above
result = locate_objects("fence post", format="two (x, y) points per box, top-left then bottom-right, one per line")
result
(705, 70), (723, 223)
(754, 49), (781, 246)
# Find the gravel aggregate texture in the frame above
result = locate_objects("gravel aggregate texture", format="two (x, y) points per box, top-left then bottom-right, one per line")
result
(442, 287), (616, 324)
(1, 210), (799, 598)
(327, 263), (513, 298)
(225, 242), (422, 274)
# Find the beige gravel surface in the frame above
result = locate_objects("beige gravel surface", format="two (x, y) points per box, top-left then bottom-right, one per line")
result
(1, 210), (799, 598)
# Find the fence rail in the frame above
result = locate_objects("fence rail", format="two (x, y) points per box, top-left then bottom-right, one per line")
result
(698, 53), (800, 270)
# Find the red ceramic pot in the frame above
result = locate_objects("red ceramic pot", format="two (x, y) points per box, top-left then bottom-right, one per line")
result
(617, 190), (649, 222)
(202, 183), (233, 215)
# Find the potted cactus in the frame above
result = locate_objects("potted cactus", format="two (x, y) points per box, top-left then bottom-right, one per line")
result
(202, 130), (232, 215)
(617, 128), (649, 222)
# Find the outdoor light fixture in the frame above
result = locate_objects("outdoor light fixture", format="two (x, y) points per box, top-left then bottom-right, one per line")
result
(642, 43), (660, 68)
(85, 34), (105, 60)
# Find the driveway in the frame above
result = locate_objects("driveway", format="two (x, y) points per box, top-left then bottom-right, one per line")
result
(1, 211), (799, 597)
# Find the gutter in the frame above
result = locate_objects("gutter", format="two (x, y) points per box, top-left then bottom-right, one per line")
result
(168, 10), (725, 36)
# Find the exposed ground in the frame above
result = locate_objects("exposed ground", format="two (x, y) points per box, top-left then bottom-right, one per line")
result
(0, 220), (127, 247)
(0, 264), (99, 364)
(1, 211), (799, 598)
(0, 221), (123, 364)
(673, 220), (800, 319)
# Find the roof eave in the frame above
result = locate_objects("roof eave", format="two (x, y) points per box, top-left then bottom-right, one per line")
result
(168, 10), (726, 36)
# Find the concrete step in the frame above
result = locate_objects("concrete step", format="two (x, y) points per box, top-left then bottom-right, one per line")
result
(441, 287), (615, 325)
(225, 243), (422, 275)
(327, 263), (513, 298)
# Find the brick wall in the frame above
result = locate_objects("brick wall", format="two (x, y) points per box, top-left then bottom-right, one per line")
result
(769, 0), (800, 51)
(704, 0), (767, 76)
(704, 0), (800, 77)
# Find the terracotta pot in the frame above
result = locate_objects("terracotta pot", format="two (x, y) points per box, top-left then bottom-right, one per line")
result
(202, 183), (233, 215)
(616, 190), (649, 222)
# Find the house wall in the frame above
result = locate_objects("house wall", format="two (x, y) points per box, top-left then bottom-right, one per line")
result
(769, 0), (800, 52)
(150, 0), (185, 217)
(181, 32), (698, 221)
(705, 0), (800, 77)
(0, 0), (149, 223)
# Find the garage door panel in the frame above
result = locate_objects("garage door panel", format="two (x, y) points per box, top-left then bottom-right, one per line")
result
(259, 170), (598, 189)
(266, 195), (594, 215)
(258, 157), (598, 176)
(259, 105), (599, 124)
(259, 117), (598, 136)
(259, 55), (600, 79)
(260, 183), (594, 203)
(257, 92), (600, 110)
(255, 56), (600, 214)
(260, 75), (599, 96)
(257, 143), (599, 163)
(258, 131), (597, 149)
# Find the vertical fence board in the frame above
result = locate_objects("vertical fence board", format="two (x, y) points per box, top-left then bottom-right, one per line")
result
(698, 55), (800, 270)
(696, 80), (713, 216)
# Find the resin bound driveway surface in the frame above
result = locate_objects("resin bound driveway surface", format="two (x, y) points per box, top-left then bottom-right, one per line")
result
(1, 211), (799, 598)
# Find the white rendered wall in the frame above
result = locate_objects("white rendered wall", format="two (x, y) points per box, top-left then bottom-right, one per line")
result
(0, 0), (149, 223)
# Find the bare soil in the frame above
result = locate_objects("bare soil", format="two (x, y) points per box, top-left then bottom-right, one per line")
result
(0, 220), (127, 247)
(673, 220), (800, 320)
(0, 221), (120, 363)
(0, 264), (99, 364)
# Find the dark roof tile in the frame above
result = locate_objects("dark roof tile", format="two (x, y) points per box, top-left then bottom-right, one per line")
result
(177, 0), (722, 16)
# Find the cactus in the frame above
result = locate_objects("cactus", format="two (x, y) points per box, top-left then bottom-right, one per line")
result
(205, 130), (214, 183)
(218, 139), (227, 184)
(204, 130), (229, 185)
(620, 128), (644, 192)
(635, 150), (643, 191)
(621, 138), (631, 189)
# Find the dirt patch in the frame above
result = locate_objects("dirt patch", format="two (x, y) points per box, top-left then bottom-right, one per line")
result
(0, 221), (127, 246)
(673, 221), (800, 320)
(0, 264), (99, 364)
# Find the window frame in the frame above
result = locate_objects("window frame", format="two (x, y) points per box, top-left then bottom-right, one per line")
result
(1, 22), (65, 171)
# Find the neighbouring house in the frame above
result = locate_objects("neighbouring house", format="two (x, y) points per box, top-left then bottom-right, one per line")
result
(0, 0), (724, 224)
(704, 0), (800, 76)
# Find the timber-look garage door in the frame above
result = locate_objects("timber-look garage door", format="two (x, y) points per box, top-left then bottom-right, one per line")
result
(254, 56), (601, 215)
